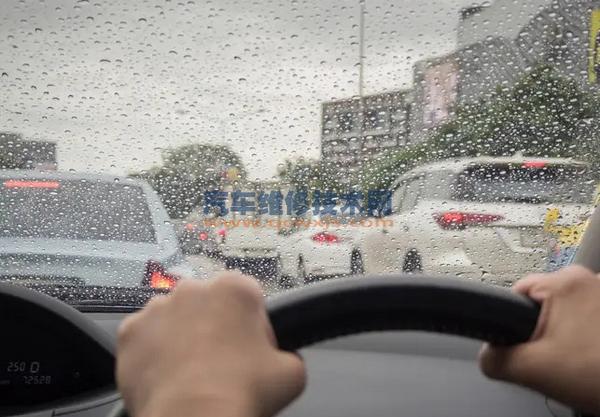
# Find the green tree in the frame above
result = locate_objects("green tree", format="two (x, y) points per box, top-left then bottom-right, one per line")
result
(361, 65), (600, 191)
(278, 158), (347, 192)
(133, 143), (246, 218)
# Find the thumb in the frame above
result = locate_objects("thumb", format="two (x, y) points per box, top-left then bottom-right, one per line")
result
(258, 352), (306, 417)
(479, 341), (549, 386)
(275, 351), (307, 398)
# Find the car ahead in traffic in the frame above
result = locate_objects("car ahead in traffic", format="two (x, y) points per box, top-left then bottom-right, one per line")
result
(0, 171), (195, 290)
(279, 214), (384, 285)
(175, 209), (225, 257)
(360, 157), (593, 286)
(219, 213), (283, 287)
(543, 185), (600, 271)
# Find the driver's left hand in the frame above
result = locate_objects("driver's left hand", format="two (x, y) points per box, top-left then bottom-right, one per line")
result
(116, 273), (306, 417)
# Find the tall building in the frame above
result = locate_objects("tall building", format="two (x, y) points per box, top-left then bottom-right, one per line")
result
(321, 0), (600, 171)
(454, 0), (600, 106)
(515, 0), (600, 90)
(408, 53), (460, 144)
(457, 0), (552, 49)
(455, 36), (529, 105)
(320, 90), (411, 175)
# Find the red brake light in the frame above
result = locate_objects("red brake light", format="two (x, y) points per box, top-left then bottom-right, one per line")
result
(198, 231), (209, 241)
(312, 232), (341, 244)
(217, 228), (226, 238)
(4, 180), (60, 189)
(434, 212), (503, 230)
(144, 261), (179, 290)
(522, 161), (547, 169)
(184, 223), (195, 231)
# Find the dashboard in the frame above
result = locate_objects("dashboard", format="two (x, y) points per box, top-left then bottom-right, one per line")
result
(0, 283), (576, 417)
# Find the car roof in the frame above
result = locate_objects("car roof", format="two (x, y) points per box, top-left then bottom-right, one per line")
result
(391, 156), (589, 189)
(0, 170), (147, 187)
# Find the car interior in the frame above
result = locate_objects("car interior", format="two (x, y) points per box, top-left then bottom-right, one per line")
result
(3, 207), (600, 417)
(2, 1), (599, 416)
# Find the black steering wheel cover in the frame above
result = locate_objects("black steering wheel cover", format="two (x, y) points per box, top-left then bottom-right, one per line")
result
(267, 275), (540, 351)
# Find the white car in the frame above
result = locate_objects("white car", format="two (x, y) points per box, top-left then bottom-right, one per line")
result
(279, 214), (385, 285)
(0, 171), (197, 290)
(360, 156), (593, 286)
(219, 214), (284, 287)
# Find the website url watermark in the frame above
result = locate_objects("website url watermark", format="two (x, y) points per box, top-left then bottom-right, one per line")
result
(202, 218), (394, 230)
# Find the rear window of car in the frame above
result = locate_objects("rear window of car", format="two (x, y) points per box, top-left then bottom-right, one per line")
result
(0, 179), (156, 242)
(452, 164), (595, 204)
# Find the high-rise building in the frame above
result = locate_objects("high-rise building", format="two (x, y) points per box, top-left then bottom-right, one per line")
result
(408, 53), (460, 144)
(454, 0), (600, 106)
(457, 0), (552, 49)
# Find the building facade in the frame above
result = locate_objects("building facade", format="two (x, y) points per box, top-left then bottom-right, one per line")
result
(320, 90), (411, 174)
(408, 53), (460, 144)
(320, 0), (600, 173)
(406, 0), (600, 144)
(457, 0), (552, 49)
(455, 0), (600, 105)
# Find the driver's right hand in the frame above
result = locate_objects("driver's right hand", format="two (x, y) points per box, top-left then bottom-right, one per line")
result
(480, 265), (600, 415)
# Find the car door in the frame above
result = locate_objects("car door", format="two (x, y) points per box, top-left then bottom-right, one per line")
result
(363, 175), (424, 274)
(277, 220), (304, 279)
(388, 175), (426, 265)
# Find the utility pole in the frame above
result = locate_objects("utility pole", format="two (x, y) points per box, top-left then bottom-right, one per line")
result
(358, 0), (365, 98)
(356, 0), (366, 180)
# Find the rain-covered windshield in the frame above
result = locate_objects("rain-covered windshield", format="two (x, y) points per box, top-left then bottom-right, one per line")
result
(1, 0), (600, 305)
(453, 165), (596, 204)
(0, 179), (156, 242)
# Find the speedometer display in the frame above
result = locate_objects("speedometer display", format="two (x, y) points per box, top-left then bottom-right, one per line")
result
(0, 320), (103, 407)
(0, 294), (115, 411)
(0, 358), (69, 403)
(4, 360), (53, 385)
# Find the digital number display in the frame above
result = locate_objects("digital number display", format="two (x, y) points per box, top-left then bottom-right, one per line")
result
(2, 361), (53, 387)
(7, 361), (41, 374)
(23, 375), (52, 385)
(0, 298), (116, 409)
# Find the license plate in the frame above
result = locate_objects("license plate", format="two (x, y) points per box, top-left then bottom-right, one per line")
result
(520, 228), (547, 248)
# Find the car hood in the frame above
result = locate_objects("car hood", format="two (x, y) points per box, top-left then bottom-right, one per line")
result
(0, 238), (180, 287)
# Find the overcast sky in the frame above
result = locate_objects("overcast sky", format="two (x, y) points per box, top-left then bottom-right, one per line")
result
(0, 0), (476, 180)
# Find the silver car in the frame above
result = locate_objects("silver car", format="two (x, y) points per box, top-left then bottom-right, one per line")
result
(0, 171), (194, 289)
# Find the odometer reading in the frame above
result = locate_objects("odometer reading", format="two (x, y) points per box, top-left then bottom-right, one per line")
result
(23, 375), (52, 385)
(3, 361), (53, 386)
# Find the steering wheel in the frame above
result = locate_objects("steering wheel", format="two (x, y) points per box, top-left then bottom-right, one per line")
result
(109, 275), (540, 417)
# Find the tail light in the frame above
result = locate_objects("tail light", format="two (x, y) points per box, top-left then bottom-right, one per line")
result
(217, 228), (226, 242)
(4, 180), (60, 189)
(198, 231), (209, 241)
(144, 261), (179, 290)
(522, 161), (547, 169)
(184, 223), (195, 231)
(312, 232), (341, 244)
(434, 212), (503, 230)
